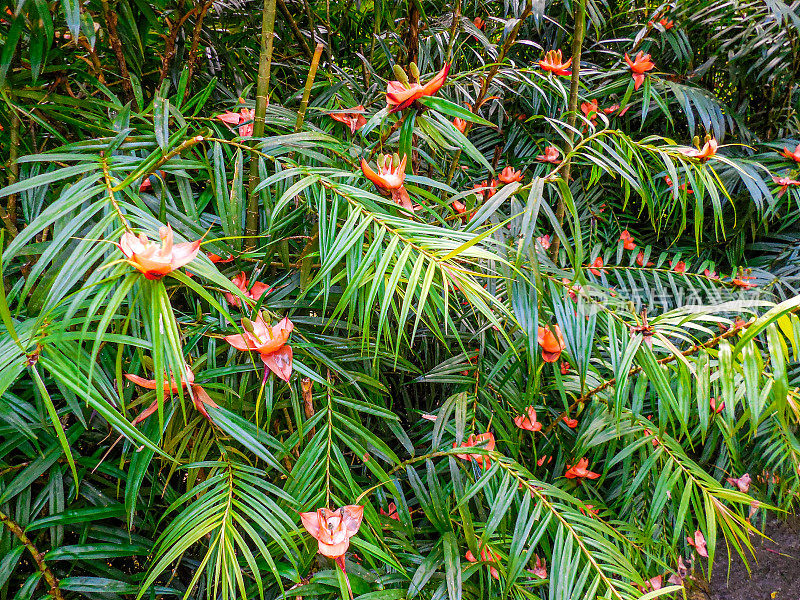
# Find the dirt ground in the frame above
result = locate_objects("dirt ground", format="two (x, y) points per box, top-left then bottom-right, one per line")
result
(707, 516), (800, 600)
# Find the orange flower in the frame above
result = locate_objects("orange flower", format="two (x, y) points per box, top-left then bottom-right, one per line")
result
(514, 406), (542, 432)
(659, 18), (674, 29)
(139, 170), (167, 193)
(216, 105), (255, 137)
(330, 105), (367, 134)
(726, 473), (751, 493)
(530, 555), (547, 579)
(453, 432), (496, 467)
(603, 104), (620, 115)
(560, 361), (570, 375)
(624, 51), (655, 90)
(681, 139), (717, 161)
(473, 16), (485, 29)
(465, 545), (501, 580)
(581, 99), (599, 122)
(704, 268), (718, 279)
(537, 325), (565, 363)
(710, 397), (724, 414)
(537, 455), (553, 466)
(453, 117), (468, 133)
(452, 199), (467, 215)
(125, 366), (218, 422)
(536, 146), (561, 163)
(225, 272), (272, 308)
(619, 229), (636, 250)
(565, 457), (600, 480)
(300, 505), (364, 559)
(498, 166), (523, 183)
(562, 416), (578, 428)
(473, 179), (497, 201)
(636, 251), (654, 267)
(779, 143), (800, 162)
(386, 64), (449, 112)
(207, 252), (235, 263)
(380, 502), (400, 521)
(589, 256), (605, 276)
(119, 225), (202, 280)
(579, 504), (600, 517)
(686, 529), (708, 557)
(669, 260), (686, 273)
(731, 274), (756, 289)
(772, 175), (800, 197)
(538, 49), (572, 76)
(225, 315), (294, 381)
(361, 154), (413, 210)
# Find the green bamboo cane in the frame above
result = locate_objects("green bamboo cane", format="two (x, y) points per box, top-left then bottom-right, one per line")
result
(245, 0), (278, 247)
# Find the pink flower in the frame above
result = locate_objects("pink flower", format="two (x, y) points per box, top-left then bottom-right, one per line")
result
(726, 473), (751, 493)
(118, 225), (202, 280)
(619, 230), (636, 250)
(536, 146), (561, 163)
(465, 545), (501, 580)
(330, 105), (367, 134)
(225, 315), (294, 381)
(300, 505), (364, 559)
(687, 529), (708, 557)
(681, 139), (718, 161)
(386, 64), (449, 112)
(514, 406), (542, 432)
(779, 143), (800, 162)
(361, 154), (413, 210)
(380, 502), (400, 521)
(530, 554), (547, 579)
(537, 234), (551, 249)
(453, 432), (496, 468)
(498, 166), (523, 184)
(216, 103), (255, 137)
(624, 51), (655, 90)
(565, 457), (599, 480)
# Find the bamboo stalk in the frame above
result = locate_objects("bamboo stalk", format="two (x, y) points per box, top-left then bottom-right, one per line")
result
(294, 43), (325, 132)
(245, 0), (278, 246)
(548, 0), (586, 260)
(4, 111), (20, 238)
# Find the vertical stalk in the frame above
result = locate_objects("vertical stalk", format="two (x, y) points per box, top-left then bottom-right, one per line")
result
(101, 0), (134, 101)
(294, 43), (324, 132)
(548, 0), (586, 260)
(245, 0), (278, 246)
(4, 111), (20, 237)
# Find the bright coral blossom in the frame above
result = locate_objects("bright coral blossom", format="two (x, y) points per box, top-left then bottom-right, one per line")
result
(125, 366), (218, 422)
(216, 104), (255, 137)
(779, 143), (800, 162)
(330, 105), (367, 134)
(514, 406), (542, 432)
(386, 63), (449, 112)
(565, 457), (600, 480)
(687, 529), (708, 557)
(620, 230), (636, 250)
(772, 175), (800, 197)
(537, 325), (565, 363)
(539, 49), (572, 76)
(536, 146), (561, 164)
(225, 315), (294, 381)
(300, 505), (364, 559)
(624, 51), (655, 90)
(119, 225), (202, 280)
(465, 545), (501, 580)
(361, 154), (413, 210)
(225, 272), (271, 308)
(498, 166), (523, 184)
(453, 432), (496, 467)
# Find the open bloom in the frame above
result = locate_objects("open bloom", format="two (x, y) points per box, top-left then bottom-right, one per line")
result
(536, 146), (561, 164)
(453, 432), (495, 468)
(562, 416), (578, 428)
(119, 225), (202, 280)
(300, 505), (364, 559)
(636, 251), (654, 267)
(670, 260), (686, 273)
(380, 502), (400, 521)
(565, 457), (600, 480)
(514, 406), (542, 432)
(589, 256), (605, 276)
(537, 234), (551, 250)
(453, 117), (468, 133)
(216, 104), (255, 137)
(779, 143), (800, 162)
(731, 273), (756, 289)
(624, 51), (655, 90)
(225, 315), (294, 381)
(386, 64), (449, 112)
(537, 325), (565, 363)
(330, 105), (367, 134)
(687, 529), (708, 557)
(498, 166), (523, 184)
(772, 175), (800, 197)
(125, 366), (218, 422)
(361, 154), (413, 210)
(473, 16), (485, 29)
(581, 99), (599, 123)
(539, 49), (572, 76)
(726, 473), (751, 493)
(620, 230), (636, 250)
(465, 545), (501, 580)
(681, 139), (718, 161)
(530, 555), (547, 579)
(225, 272), (272, 308)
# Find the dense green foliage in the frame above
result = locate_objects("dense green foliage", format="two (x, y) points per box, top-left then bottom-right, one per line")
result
(1, 0), (800, 599)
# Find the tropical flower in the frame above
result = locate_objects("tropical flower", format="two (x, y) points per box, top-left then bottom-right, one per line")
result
(473, 16), (485, 29)
(560, 361), (570, 375)
(687, 529), (708, 557)
(537, 234), (552, 249)
(361, 154), (413, 210)
(581, 99), (599, 122)
(537, 455), (553, 466)
(538, 49), (572, 76)
(681, 139), (718, 161)
(514, 406), (542, 432)
(589, 256), (605, 276)
(772, 175), (800, 197)
(380, 502), (400, 521)
(669, 260), (686, 273)
(537, 325), (565, 363)
(565, 457), (600, 480)
(536, 146), (561, 163)
(731, 275), (756, 289)
(562, 416), (578, 428)
(726, 473), (751, 493)
(453, 117), (467, 133)
(636, 251), (654, 267)
(624, 51), (655, 90)
(530, 555), (547, 579)
(668, 556), (689, 586)
(139, 170), (167, 193)
(225, 271), (272, 308)
(659, 18), (674, 29)
(498, 166), (523, 183)
(710, 396), (725, 414)
(330, 105), (367, 134)
(225, 315), (294, 381)
(778, 143), (800, 162)
(386, 63), (449, 112)
(216, 103), (255, 137)
(638, 575), (663, 593)
(465, 545), (501, 580)
(118, 225), (202, 280)
(208, 252), (235, 263)
(473, 179), (497, 201)
(125, 366), (218, 421)
(704, 268), (718, 279)
(620, 229), (636, 250)
(453, 432), (496, 467)
(300, 505), (364, 559)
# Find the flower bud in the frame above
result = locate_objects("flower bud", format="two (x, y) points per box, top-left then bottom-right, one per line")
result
(408, 62), (420, 83)
(393, 64), (410, 86)
(242, 317), (255, 333)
